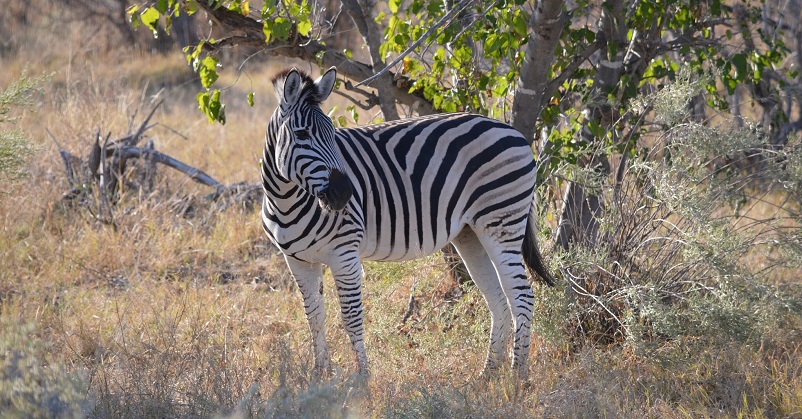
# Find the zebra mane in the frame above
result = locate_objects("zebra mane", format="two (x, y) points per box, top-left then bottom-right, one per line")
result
(271, 68), (323, 105)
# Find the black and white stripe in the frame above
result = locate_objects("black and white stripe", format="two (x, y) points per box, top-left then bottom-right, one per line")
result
(261, 67), (553, 378)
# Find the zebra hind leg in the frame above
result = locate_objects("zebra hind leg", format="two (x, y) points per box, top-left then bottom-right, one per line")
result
(285, 257), (331, 379)
(475, 228), (535, 378)
(329, 252), (369, 377)
(451, 228), (513, 377)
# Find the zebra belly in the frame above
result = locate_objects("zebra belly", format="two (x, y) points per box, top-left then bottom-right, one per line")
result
(359, 221), (465, 262)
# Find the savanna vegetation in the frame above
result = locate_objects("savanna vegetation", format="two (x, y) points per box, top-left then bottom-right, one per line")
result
(2, 0), (802, 417)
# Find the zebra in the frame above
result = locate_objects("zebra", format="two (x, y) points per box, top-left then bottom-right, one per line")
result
(260, 67), (554, 379)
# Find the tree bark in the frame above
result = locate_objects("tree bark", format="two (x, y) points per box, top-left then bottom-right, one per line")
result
(510, 0), (565, 144)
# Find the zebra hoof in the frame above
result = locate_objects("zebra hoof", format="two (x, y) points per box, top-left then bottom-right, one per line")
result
(478, 366), (500, 382)
(312, 362), (333, 382)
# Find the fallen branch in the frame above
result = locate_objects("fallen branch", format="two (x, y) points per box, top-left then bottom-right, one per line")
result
(115, 147), (223, 190)
(50, 100), (260, 222)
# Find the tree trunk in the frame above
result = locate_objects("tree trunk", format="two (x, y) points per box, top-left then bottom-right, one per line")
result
(342, 0), (400, 121)
(510, 0), (566, 144)
(554, 0), (625, 249)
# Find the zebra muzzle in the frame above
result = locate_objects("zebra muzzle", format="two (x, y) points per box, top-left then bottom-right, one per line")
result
(317, 168), (353, 211)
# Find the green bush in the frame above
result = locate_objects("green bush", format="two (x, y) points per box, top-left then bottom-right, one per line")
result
(0, 320), (91, 418)
(543, 73), (802, 348)
(0, 72), (47, 184)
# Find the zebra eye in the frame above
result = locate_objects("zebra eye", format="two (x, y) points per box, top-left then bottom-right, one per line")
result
(293, 129), (311, 141)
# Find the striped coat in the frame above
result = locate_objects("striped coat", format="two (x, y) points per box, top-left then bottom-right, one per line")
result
(261, 67), (553, 378)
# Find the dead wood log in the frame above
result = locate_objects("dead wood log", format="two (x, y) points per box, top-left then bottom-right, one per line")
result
(49, 99), (259, 221)
(114, 146), (223, 190)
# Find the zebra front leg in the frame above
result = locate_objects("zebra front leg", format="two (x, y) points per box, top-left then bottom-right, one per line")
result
(285, 257), (331, 378)
(329, 253), (369, 377)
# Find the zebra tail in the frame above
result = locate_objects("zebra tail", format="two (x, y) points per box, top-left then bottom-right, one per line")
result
(523, 206), (556, 287)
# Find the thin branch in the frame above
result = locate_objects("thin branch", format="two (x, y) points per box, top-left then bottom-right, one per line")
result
(343, 79), (379, 102)
(332, 90), (374, 111)
(155, 123), (189, 141)
(541, 41), (603, 110)
(354, 0), (476, 87)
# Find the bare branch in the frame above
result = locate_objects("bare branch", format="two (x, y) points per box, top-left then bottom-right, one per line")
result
(116, 147), (224, 189)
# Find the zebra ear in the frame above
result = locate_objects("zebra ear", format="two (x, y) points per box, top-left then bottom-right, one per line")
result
(282, 69), (303, 105)
(315, 67), (337, 102)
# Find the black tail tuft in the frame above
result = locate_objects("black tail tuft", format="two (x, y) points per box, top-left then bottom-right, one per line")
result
(523, 206), (556, 287)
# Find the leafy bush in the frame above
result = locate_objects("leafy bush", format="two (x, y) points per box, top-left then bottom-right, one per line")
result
(541, 73), (802, 348)
(0, 72), (47, 185)
(0, 320), (91, 417)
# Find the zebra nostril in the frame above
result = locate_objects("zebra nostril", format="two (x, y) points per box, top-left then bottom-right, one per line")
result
(316, 169), (353, 211)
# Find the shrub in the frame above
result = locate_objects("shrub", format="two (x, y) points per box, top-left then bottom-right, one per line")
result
(0, 72), (47, 185)
(541, 73), (802, 348)
(0, 319), (91, 417)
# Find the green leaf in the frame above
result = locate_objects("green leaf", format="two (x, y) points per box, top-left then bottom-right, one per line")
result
(140, 7), (161, 33)
(426, 1), (442, 14)
(247, 92), (254, 107)
(272, 17), (292, 41)
(485, 34), (500, 54)
(156, 0), (168, 14)
(198, 90), (226, 124)
(389, 0), (401, 14)
(199, 56), (219, 89)
(186, 0), (198, 14)
(347, 105), (359, 124)
(710, 0), (721, 15)
(297, 18), (312, 36)
(263, 17), (292, 42)
(261, 0), (276, 18)
(410, 0), (423, 14)
(263, 22), (273, 43)
(128, 5), (141, 29)
(731, 53), (747, 81)
(512, 14), (527, 37)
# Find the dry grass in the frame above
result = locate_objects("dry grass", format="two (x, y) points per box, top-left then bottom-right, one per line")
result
(1, 3), (801, 418)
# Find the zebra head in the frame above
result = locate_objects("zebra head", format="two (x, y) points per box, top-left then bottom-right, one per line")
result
(270, 67), (353, 211)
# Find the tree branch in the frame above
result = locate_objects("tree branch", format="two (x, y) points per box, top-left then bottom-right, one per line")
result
(195, 2), (436, 115)
(540, 40), (603, 112)
(353, 0), (476, 88)
(116, 147), (224, 189)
